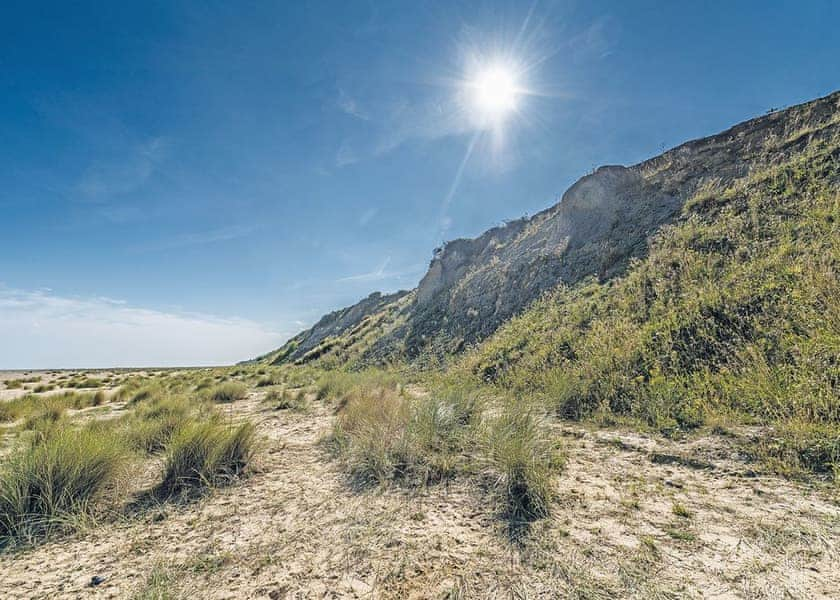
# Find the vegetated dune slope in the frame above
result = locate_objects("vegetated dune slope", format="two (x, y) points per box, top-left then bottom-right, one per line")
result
(264, 90), (839, 369)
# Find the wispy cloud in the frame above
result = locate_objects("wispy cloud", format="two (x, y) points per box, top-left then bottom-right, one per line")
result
(358, 207), (378, 226)
(335, 140), (360, 168)
(332, 90), (472, 167)
(0, 287), (285, 369)
(566, 16), (617, 62)
(337, 257), (424, 284)
(131, 224), (261, 252)
(337, 256), (392, 282)
(76, 137), (170, 202)
(336, 88), (370, 121)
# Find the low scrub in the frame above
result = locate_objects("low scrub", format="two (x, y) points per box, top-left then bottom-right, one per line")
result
(315, 369), (400, 403)
(20, 401), (66, 432)
(67, 377), (103, 389)
(329, 386), (415, 485)
(122, 383), (166, 405)
(158, 419), (255, 496)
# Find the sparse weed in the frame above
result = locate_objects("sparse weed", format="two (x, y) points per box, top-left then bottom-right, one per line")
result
(132, 565), (183, 600)
(265, 387), (307, 411)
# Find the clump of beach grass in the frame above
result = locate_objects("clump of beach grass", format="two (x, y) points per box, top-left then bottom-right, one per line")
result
(0, 424), (131, 548)
(205, 382), (247, 404)
(158, 419), (255, 496)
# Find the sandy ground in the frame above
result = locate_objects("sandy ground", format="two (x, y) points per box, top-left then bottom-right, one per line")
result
(1, 384), (838, 599)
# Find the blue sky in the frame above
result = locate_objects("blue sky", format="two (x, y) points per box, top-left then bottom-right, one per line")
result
(2, 1), (838, 368)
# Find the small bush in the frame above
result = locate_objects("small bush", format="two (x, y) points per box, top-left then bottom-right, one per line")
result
(755, 421), (840, 479)
(0, 425), (130, 547)
(124, 384), (165, 405)
(195, 378), (214, 391)
(158, 420), (255, 495)
(315, 369), (400, 403)
(206, 382), (247, 404)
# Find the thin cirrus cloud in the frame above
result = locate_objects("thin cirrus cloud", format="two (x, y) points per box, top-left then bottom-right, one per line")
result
(0, 287), (285, 369)
(336, 88), (371, 121)
(129, 224), (262, 253)
(336, 256), (424, 284)
(333, 89), (472, 168)
(75, 137), (170, 202)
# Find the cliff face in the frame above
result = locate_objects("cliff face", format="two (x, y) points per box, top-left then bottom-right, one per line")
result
(267, 91), (840, 366)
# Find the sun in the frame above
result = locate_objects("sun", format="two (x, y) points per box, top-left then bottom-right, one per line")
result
(467, 62), (522, 126)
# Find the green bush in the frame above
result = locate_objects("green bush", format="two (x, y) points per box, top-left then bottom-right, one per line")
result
(329, 386), (413, 485)
(124, 383), (165, 405)
(0, 391), (108, 425)
(21, 401), (66, 432)
(68, 377), (103, 389)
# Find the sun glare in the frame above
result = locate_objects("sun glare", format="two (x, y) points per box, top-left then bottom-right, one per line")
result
(473, 65), (519, 119)
(468, 63), (521, 126)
